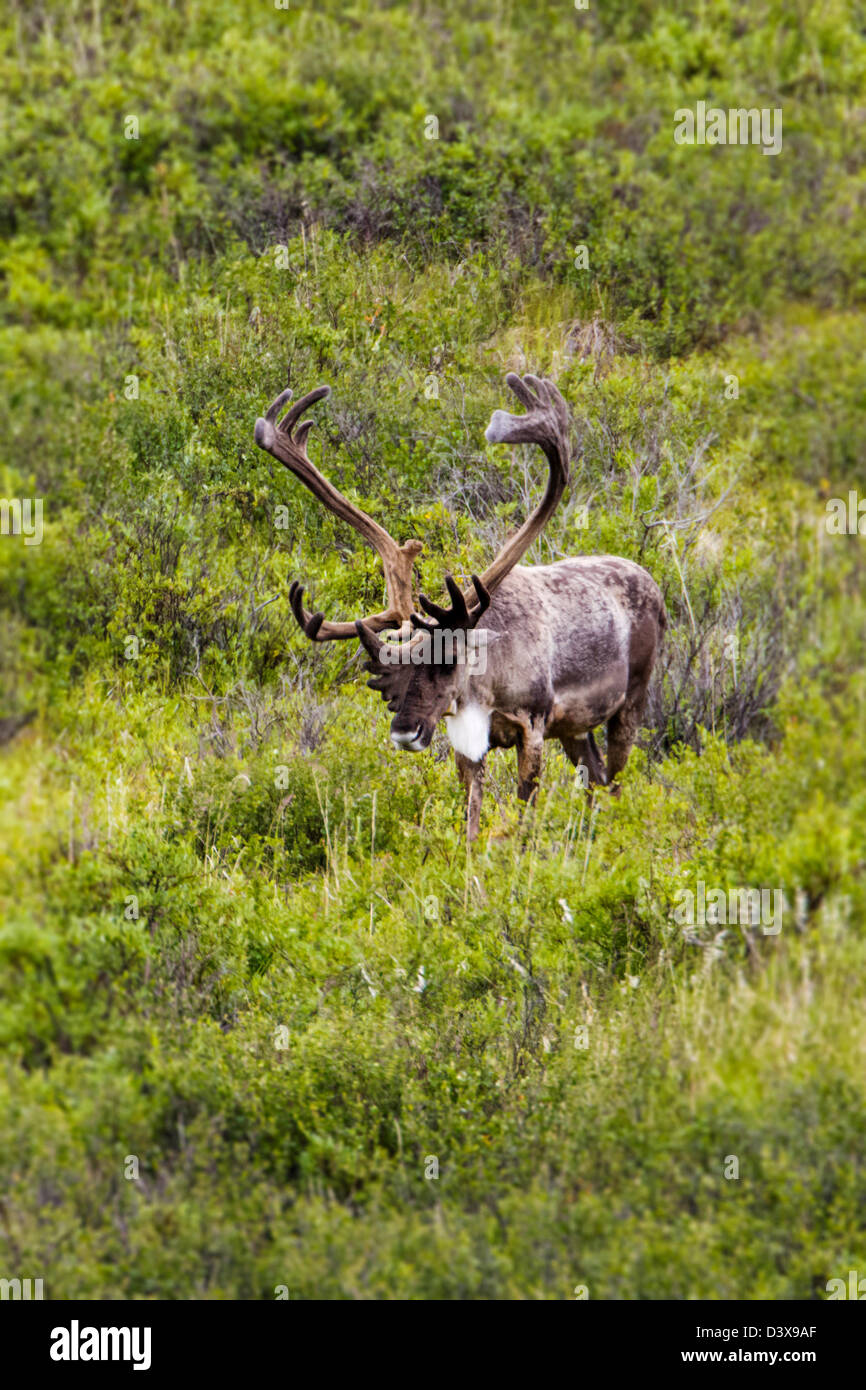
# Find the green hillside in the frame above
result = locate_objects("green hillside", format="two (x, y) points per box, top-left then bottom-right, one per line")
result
(0, 0), (864, 1298)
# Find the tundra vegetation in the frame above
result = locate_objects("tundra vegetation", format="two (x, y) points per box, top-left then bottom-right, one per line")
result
(0, 0), (864, 1299)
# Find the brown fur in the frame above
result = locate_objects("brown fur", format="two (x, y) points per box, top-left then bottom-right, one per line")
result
(364, 555), (666, 837)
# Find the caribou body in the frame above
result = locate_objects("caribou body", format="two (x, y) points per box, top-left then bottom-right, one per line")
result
(254, 374), (666, 838)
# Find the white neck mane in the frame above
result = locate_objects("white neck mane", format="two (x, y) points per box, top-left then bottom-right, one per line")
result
(444, 702), (490, 762)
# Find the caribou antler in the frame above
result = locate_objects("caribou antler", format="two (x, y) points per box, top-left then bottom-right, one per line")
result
(358, 373), (570, 674)
(254, 385), (423, 640)
(475, 373), (571, 597)
(253, 374), (569, 654)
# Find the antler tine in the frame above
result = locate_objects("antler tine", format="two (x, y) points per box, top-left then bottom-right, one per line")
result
(419, 575), (469, 628)
(408, 611), (437, 634)
(275, 385), (332, 435)
(288, 580), (325, 643)
(415, 574), (491, 632)
(469, 574), (491, 621)
(501, 372), (541, 410)
(264, 386), (294, 424)
(254, 384), (424, 642)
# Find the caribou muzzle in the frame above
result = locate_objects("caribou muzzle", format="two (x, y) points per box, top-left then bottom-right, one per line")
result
(390, 721), (431, 752)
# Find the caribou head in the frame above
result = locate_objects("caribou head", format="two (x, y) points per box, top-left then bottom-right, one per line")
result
(356, 573), (500, 753)
(254, 374), (666, 838)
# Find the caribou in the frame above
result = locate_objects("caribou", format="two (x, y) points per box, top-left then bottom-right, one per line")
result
(254, 374), (666, 838)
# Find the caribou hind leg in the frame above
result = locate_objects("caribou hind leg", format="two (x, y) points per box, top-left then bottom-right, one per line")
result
(604, 606), (663, 784)
(585, 730), (608, 784)
(559, 679), (650, 800)
(605, 680), (650, 781)
(560, 731), (608, 786)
